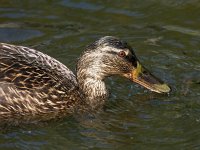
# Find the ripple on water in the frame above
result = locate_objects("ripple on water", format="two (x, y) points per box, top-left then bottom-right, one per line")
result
(0, 0), (200, 149)
(0, 28), (43, 42)
(61, 0), (103, 11)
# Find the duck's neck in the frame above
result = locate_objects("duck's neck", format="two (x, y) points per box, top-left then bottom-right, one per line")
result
(77, 69), (108, 109)
(76, 51), (109, 109)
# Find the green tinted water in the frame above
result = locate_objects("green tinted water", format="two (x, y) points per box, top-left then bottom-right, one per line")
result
(0, 0), (200, 149)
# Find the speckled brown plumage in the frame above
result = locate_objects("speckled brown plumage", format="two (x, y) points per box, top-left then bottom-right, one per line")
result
(0, 36), (170, 126)
(0, 43), (84, 125)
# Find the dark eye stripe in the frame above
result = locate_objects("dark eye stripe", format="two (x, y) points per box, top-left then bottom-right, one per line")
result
(107, 51), (118, 55)
(126, 55), (137, 67)
(107, 50), (137, 67)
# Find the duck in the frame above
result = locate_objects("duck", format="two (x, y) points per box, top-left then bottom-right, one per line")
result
(0, 36), (170, 125)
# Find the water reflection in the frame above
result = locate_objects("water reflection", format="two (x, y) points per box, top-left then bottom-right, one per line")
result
(0, 28), (43, 42)
(0, 0), (200, 149)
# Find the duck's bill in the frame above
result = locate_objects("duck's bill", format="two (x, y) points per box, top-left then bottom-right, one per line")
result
(125, 62), (171, 93)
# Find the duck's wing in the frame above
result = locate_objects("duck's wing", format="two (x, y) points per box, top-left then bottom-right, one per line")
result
(0, 43), (80, 120)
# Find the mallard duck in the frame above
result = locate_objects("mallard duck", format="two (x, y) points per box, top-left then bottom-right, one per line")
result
(0, 36), (170, 125)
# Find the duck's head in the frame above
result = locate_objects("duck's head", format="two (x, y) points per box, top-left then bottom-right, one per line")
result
(77, 36), (170, 94)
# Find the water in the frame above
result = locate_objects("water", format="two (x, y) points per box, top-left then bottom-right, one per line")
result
(0, 0), (200, 149)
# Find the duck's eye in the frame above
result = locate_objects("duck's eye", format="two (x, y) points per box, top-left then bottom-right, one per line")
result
(118, 51), (126, 57)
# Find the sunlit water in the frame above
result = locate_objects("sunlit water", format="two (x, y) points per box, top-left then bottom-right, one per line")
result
(0, 0), (200, 149)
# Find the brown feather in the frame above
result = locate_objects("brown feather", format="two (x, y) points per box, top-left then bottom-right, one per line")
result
(0, 43), (83, 125)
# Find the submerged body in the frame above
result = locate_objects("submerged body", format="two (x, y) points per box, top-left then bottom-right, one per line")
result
(0, 36), (170, 125)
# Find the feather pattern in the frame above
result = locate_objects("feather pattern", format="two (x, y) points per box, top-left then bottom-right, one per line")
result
(0, 43), (83, 124)
(0, 36), (143, 125)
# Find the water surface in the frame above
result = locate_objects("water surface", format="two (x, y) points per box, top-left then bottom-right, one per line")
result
(0, 0), (200, 149)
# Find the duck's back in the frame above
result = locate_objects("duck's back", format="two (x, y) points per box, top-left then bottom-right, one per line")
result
(0, 43), (81, 124)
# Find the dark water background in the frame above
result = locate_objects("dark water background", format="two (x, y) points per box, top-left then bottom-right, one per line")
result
(0, 0), (200, 149)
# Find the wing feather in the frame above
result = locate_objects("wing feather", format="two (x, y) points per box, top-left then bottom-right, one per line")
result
(0, 43), (81, 122)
